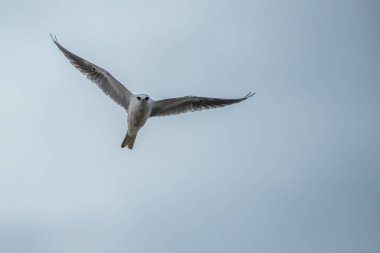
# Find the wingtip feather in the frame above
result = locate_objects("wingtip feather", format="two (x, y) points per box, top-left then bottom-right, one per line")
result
(244, 92), (256, 99)
(49, 33), (58, 43)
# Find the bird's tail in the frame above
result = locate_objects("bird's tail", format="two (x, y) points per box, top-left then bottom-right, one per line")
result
(121, 132), (137, 149)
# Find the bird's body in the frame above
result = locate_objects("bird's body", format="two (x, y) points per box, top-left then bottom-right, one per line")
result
(50, 34), (255, 149)
(124, 94), (152, 148)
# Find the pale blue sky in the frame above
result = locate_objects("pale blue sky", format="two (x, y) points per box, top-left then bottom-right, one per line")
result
(0, 0), (379, 252)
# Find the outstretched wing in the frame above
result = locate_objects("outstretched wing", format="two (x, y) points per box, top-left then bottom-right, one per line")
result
(150, 92), (255, 117)
(50, 34), (133, 110)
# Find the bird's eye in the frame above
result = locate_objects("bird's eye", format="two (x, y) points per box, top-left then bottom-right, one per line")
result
(145, 97), (149, 101)
(137, 96), (141, 100)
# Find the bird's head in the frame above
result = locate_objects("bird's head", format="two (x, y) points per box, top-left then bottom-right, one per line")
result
(135, 94), (151, 103)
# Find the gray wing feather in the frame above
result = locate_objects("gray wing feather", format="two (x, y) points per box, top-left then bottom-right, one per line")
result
(150, 92), (255, 117)
(50, 34), (133, 110)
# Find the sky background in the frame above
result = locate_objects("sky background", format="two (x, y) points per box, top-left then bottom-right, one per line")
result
(0, 0), (379, 252)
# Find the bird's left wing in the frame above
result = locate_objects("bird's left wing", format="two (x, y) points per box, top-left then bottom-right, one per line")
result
(50, 34), (133, 110)
(150, 92), (255, 117)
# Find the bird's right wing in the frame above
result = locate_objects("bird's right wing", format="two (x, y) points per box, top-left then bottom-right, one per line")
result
(150, 92), (255, 117)
(50, 34), (133, 110)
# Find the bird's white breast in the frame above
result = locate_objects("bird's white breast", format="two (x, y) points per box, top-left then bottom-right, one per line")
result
(127, 101), (151, 133)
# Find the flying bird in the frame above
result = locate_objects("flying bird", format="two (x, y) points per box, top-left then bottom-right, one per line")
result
(50, 34), (255, 149)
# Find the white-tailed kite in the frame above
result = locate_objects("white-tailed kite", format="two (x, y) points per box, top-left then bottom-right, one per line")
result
(50, 34), (255, 149)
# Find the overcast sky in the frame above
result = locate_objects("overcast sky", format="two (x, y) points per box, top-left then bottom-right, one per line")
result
(0, 0), (379, 252)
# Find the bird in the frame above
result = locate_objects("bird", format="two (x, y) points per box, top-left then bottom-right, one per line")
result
(50, 34), (255, 149)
